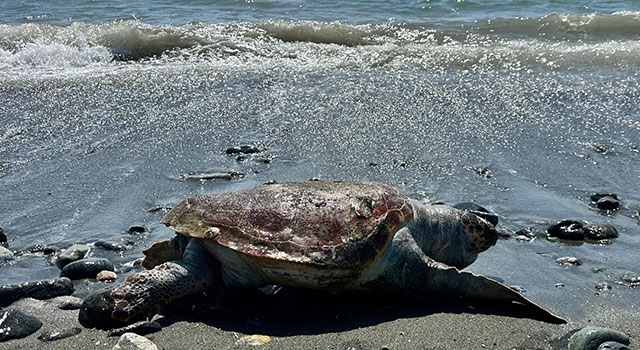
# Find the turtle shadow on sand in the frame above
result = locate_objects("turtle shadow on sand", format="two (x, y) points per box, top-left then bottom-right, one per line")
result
(153, 287), (565, 336)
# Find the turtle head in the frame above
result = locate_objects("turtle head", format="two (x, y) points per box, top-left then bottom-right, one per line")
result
(406, 201), (498, 269)
(161, 195), (225, 239)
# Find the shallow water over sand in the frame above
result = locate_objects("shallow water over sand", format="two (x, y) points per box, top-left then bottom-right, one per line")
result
(1, 1), (640, 326)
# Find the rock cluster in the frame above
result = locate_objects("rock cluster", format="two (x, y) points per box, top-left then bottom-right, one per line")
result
(547, 220), (618, 242)
(0, 223), (154, 343)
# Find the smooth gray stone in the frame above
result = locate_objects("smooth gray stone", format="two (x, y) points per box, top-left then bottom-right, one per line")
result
(78, 288), (128, 330)
(56, 244), (89, 269)
(0, 227), (7, 248)
(597, 341), (630, 350)
(38, 327), (82, 341)
(60, 258), (114, 280)
(569, 326), (630, 350)
(547, 220), (585, 240)
(0, 308), (43, 342)
(583, 224), (619, 240)
(0, 278), (74, 307)
(113, 333), (158, 350)
(0, 245), (13, 261)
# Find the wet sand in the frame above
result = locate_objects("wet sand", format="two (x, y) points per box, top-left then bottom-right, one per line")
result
(2, 286), (637, 350)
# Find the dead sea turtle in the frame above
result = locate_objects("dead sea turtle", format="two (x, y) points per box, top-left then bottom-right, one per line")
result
(108, 180), (565, 323)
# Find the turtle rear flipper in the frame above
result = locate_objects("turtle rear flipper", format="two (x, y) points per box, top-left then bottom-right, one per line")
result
(111, 240), (219, 323)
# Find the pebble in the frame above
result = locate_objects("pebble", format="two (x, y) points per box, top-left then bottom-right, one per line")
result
(21, 243), (52, 254)
(591, 193), (621, 210)
(0, 308), (43, 342)
(547, 220), (585, 240)
(60, 258), (115, 280)
(590, 193), (619, 203)
(107, 321), (162, 337)
(452, 202), (499, 226)
(469, 166), (493, 178)
(113, 332), (158, 350)
(55, 244), (89, 269)
(0, 227), (7, 248)
(145, 205), (171, 213)
(0, 245), (14, 261)
(181, 171), (244, 181)
(250, 153), (275, 163)
(514, 227), (537, 240)
(95, 239), (132, 252)
(557, 256), (582, 266)
(50, 295), (84, 310)
(225, 145), (262, 154)
(568, 326), (630, 350)
(38, 327), (82, 341)
(127, 225), (148, 235)
(0, 277), (74, 307)
(42, 245), (61, 255)
(595, 282), (611, 291)
(596, 197), (620, 210)
(583, 224), (619, 240)
(342, 344), (363, 350)
(235, 334), (271, 346)
(78, 288), (128, 330)
(97, 270), (118, 281)
(621, 274), (640, 287)
(597, 341), (631, 350)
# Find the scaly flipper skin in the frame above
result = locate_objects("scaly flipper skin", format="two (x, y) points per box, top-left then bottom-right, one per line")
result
(360, 228), (566, 324)
(110, 239), (219, 323)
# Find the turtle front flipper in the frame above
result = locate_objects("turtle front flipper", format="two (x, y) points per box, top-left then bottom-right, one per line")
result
(416, 258), (566, 324)
(110, 239), (219, 323)
(363, 228), (566, 324)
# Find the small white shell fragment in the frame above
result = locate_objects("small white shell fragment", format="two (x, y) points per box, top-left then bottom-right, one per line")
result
(235, 334), (271, 346)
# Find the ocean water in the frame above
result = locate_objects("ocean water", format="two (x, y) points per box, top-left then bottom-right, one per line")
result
(1, 0), (640, 324)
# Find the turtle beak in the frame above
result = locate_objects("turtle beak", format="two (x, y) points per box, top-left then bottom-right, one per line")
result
(160, 198), (190, 228)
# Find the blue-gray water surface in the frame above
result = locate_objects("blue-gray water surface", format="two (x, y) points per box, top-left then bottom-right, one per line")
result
(1, 0), (639, 327)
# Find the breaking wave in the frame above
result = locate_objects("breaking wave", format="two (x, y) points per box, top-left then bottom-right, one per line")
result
(1, 11), (640, 76)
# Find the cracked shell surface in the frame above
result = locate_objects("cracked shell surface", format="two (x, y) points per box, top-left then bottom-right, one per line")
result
(160, 181), (414, 270)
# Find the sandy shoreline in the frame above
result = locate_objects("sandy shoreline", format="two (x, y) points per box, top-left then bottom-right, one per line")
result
(1, 286), (637, 350)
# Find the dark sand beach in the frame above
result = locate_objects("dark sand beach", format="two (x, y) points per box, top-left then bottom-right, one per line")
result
(2, 286), (637, 350)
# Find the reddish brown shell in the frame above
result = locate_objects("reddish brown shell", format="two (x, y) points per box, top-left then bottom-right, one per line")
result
(161, 181), (413, 269)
